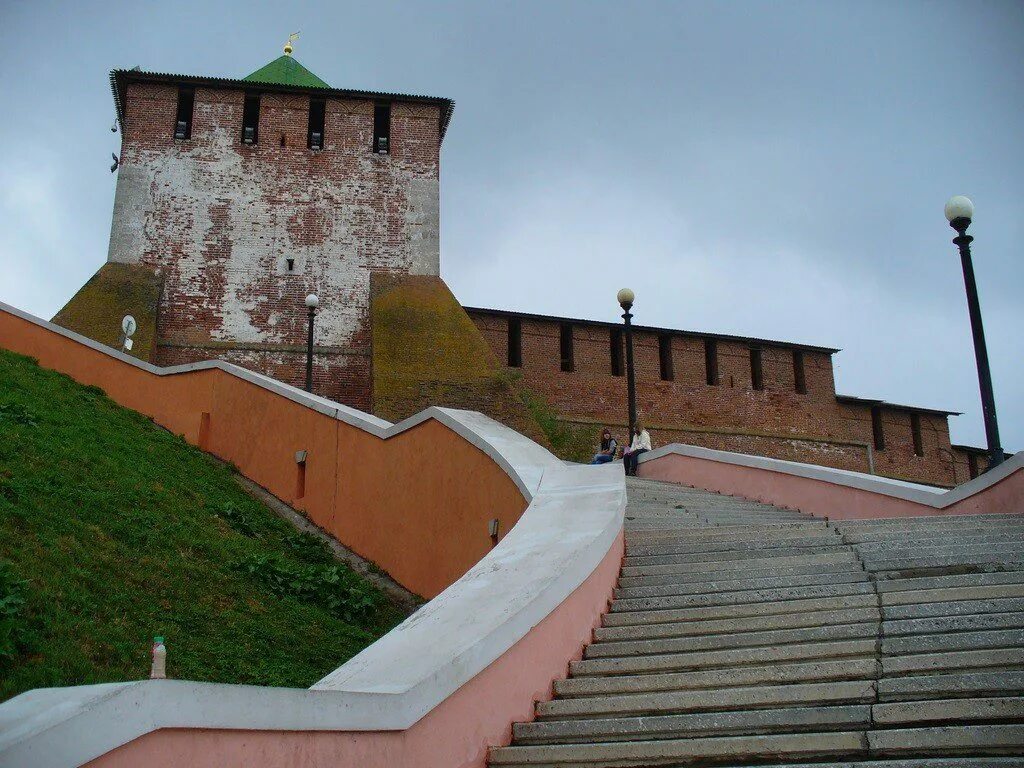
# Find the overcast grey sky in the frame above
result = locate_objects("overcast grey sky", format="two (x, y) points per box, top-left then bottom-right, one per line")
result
(1, 1), (1020, 450)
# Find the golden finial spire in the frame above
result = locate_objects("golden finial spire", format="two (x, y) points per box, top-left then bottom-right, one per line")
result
(284, 32), (300, 56)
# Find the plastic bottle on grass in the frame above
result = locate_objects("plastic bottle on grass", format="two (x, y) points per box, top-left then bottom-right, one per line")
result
(150, 636), (166, 679)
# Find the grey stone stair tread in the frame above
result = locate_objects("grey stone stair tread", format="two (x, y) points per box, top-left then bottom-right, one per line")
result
(884, 612), (1024, 637)
(865, 555), (1024, 573)
(585, 621), (880, 659)
(610, 581), (873, 613)
(513, 704), (871, 744)
(603, 594), (880, 627)
(488, 730), (867, 766)
(570, 639), (877, 677)
(881, 583), (1024, 607)
(621, 551), (858, 577)
(882, 629), (1024, 656)
(712, 760), (1024, 768)
(875, 571), (1024, 592)
(614, 570), (870, 600)
(867, 724), (1024, 755)
(624, 544), (846, 567)
(882, 648), (1024, 677)
(617, 561), (867, 588)
(555, 659), (880, 698)
(878, 672), (1024, 701)
(626, 534), (841, 557)
(536, 679), (875, 719)
(885, 598), (1024, 621)
(854, 537), (1024, 554)
(596, 607), (882, 642)
(874, 697), (1024, 725)
(836, 514), (1024, 529)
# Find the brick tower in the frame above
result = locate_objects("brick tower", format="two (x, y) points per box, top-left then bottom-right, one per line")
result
(76, 40), (453, 408)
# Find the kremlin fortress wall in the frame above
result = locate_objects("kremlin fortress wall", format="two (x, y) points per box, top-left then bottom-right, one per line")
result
(54, 51), (996, 488)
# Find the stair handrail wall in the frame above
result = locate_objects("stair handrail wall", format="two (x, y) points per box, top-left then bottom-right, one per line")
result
(638, 443), (1022, 519)
(0, 300), (626, 768)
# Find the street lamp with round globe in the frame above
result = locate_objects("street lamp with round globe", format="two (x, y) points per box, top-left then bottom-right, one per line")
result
(617, 288), (638, 448)
(304, 294), (319, 392)
(943, 195), (1003, 469)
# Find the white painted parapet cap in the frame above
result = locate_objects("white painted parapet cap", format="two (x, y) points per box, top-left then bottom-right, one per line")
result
(639, 442), (1022, 510)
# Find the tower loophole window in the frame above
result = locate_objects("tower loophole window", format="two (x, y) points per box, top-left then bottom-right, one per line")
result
(871, 406), (886, 451)
(658, 334), (674, 381)
(507, 318), (522, 368)
(750, 348), (764, 391)
(308, 98), (325, 150)
(610, 328), (624, 376)
(705, 339), (719, 385)
(793, 350), (807, 394)
(174, 87), (194, 140)
(373, 102), (391, 154)
(559, 323), (574, 373)
(242, 94), (260, 145)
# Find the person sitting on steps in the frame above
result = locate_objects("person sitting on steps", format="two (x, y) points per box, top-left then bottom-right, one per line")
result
(623, 424), (652, 476)
(590, 429), (618, 465)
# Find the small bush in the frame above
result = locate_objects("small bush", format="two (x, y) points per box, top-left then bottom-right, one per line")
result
(217, 502), (257, 537)
(0, 403), (37, 428)
(0, 561), (29, 666)
(233, 555), (380, 623)
(285, 532), (336, 565)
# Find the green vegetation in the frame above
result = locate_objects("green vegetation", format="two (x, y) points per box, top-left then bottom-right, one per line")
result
(0, 349), (404, 702)
(513, 378), (594, 463)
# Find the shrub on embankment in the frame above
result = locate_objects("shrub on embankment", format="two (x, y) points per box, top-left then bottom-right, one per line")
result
(0, 349), (404, 702)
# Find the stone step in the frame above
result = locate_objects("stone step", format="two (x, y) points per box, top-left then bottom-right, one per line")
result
(620, 551), (859, 577)
(875, 570), (1024, 594)
(882, 628), (1024, 657)
(867, 724), (1024, 756)
(713, 759), (1023, 768)
(513, 704), (871, 745)
(615, 570), (871, 600)
(836, 513), (1024, 530)
(883, 648), (1024, 677)
(603, 594), (880, 627)
(626, 533), (841, 557)
(555, 658), (880, 698)
(618, 561), (867, 589)
(865, 555), (1024, 573)
(536, 680), (877, 720)
(596, 607), (882, 642)
(853, 534), (1024, 553)
(623, 544), (849, 568)
(878, 672), (1024, 702)
(881, 582), (1024, 607)
(571, 639), (878, 677)
(488, 730), (867, 767)
(873, 696), (1024, 726)
(883, 611), (1024, 637)
(610, 581), (875, 614)
(585, 621), (880, 659)
(626, 520), (830, 539)
(885, 597), (1024, 621)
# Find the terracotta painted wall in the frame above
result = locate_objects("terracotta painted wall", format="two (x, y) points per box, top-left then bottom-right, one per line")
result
(0, 308), (525, 598)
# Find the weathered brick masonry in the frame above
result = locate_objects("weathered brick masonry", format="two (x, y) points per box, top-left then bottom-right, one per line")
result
(467, 308), (989, 487)
(104, 63), (448, 407)
(52, 53), (998, 489)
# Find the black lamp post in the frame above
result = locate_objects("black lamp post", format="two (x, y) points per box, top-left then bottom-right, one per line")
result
(304, 293), (319, 393)
(617, 288), (638, 439)
(944, 196), (1004, 470)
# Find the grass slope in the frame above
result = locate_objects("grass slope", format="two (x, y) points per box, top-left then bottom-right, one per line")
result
(0, 349), (404, 702)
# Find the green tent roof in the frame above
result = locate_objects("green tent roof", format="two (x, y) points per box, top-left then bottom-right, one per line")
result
(243, 55), (330, 88)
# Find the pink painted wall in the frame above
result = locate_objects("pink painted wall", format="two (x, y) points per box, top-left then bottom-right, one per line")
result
(85, 531), (624, 768)
(639, 451), (1022, 519)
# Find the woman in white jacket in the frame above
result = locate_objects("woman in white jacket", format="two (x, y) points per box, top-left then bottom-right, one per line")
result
(623, 425), (652, 476)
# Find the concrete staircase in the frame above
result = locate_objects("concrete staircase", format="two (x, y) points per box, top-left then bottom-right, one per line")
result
(490, 476), (1024, 767)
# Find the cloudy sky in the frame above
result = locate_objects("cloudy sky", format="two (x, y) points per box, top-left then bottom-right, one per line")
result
(1, 1), (1021, 450)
